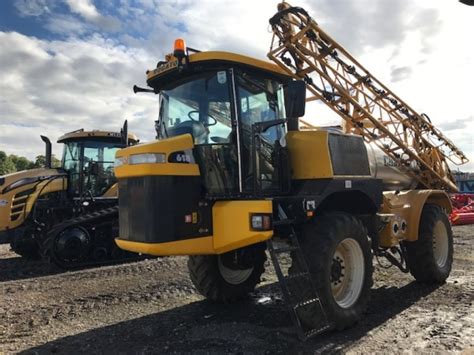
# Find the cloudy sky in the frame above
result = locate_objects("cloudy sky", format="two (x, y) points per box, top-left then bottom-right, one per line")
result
(0, 0), (473, 171)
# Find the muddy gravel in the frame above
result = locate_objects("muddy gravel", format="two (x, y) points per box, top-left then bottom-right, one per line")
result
(0, 225), (473, 354)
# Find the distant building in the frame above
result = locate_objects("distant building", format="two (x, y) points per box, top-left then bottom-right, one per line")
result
(454, 171), (474, 193)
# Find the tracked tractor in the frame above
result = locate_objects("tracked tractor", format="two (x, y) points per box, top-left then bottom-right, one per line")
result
(114, 4), (468, 339)
(0, 122), (139, 268)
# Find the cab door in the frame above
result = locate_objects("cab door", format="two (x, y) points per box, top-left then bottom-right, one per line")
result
(234, 69), (289, 195)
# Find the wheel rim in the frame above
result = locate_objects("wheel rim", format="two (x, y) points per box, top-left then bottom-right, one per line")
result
(54, 227), (90, 262)
(217, 256), (254, 285)
(433, 220), (449, 268)
(331, 238), (365, 309)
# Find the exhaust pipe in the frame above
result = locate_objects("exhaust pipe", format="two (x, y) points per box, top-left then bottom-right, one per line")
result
(121, 120), (129, 146)
(40, 135), (52, 168)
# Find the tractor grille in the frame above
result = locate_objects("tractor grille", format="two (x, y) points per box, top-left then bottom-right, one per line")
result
(10, 188), (35, 221)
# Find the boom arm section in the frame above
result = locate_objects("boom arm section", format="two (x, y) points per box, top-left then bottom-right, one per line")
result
(268, 3), (468, 192)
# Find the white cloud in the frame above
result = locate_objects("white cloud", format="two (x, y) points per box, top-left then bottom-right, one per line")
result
(0, 32), (157, 160)
(65, 0), (121, 32)
(45, 14), (89, 35)
(390, 66), (413, 82)
(14, 0), (50, 17)
(65, 0), (99, 20)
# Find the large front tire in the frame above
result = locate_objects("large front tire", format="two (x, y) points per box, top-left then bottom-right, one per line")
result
(404, 204), (453, 284)
(290, 212), (373, 331)
(188, 245), (266, 302)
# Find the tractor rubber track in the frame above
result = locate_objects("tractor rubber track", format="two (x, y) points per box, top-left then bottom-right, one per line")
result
(41, 206), (144, 269)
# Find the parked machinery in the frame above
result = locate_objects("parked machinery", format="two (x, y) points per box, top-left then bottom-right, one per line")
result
(0, 121), (139, 268)
(113, 4), (468, 339)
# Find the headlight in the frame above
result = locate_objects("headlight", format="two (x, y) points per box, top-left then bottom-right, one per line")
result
(114, 156), (128, 168)
(128, 153), (166, 165)
(250, 214), (272, 231)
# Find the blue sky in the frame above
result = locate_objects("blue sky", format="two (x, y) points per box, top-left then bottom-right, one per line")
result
(0, 0), (473, 171)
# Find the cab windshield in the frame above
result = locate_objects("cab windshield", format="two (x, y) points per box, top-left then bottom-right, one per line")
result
(157, 70), (287, 145)
(158, 71), (233, 144)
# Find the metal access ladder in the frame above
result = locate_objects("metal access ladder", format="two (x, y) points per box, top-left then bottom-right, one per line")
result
(267, 225), (330, 340)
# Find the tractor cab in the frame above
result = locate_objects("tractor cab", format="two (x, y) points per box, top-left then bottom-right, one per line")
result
(58, 129), (138, 198)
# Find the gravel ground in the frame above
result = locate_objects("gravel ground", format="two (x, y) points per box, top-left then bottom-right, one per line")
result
(0, 225), (472, 354)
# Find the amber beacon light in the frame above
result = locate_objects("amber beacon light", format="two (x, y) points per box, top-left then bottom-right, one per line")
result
(174, 38), (186, 58)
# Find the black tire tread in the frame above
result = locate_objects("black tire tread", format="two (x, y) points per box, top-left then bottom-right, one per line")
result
(404, 204), (453, 284)
(289, 212), (373, 331)
(188, 249), (266, 303)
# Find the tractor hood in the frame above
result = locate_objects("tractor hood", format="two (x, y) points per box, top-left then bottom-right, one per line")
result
(0, 168), (67, 232)
(0, 168), (64, 195)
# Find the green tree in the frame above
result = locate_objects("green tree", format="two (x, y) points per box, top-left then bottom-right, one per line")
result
(0, 156), (17, 175)
(52, 155), (61, 168)
(34, 155), (61, 168)
(34, 155), (46, 168)
(10, 155), (34, 171)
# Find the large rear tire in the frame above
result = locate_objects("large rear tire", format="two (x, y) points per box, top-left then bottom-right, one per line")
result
(188, 245), (266, 302)
(290, 212), (373, 331)
(404, 204), (453, 284)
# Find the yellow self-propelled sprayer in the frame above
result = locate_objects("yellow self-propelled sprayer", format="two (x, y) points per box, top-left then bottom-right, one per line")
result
(114, 3), (468, 339)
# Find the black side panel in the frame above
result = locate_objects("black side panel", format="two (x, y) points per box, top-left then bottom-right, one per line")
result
(328, 134), (370, 176)
(281, 178), (384, 221)
(118, 176), (212, 243)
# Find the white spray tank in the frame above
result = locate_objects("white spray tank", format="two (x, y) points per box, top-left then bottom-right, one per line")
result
(365, 142), (419, 191)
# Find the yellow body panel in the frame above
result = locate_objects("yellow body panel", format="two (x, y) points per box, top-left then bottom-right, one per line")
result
(379, 190), (452, 247)
(116, 163), (199, 178)
(114, 134), (200, 178)
(115, 200), (273, 256)
(286, 130), (334, 179)
(116, 236), (215, 256)
(102, 183), (118, 198)
(212, 200), (273, 253)
(147, 51), (289, 82)
(0, 169), (66, 231)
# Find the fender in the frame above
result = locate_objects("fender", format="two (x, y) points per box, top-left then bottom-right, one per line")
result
(380, 190), (452, 247)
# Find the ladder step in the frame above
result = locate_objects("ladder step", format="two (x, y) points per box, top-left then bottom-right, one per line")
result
(273, 245), (299, 254)
(284, 271), (310, 280)
(303, 324), (332, 339)
(294, 298), (321, 309)
(273, 219), (296, 226)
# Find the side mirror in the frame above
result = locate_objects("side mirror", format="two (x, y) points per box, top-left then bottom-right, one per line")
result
(285, 80), (306, 131)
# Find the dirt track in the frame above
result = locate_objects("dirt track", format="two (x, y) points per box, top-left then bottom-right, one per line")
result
(1, 225), (473, 354)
